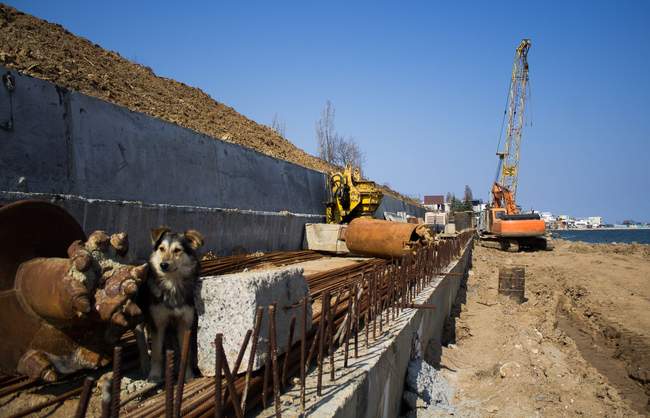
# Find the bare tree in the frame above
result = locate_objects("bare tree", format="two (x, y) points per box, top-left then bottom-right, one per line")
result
(315, 100), (365, 171)
(336, 137), (365, 170)
(316, 100), (340, 163)
(271, 113), (286, 137)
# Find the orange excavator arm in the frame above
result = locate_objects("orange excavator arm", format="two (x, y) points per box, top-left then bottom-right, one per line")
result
(491, 182), (518, 215)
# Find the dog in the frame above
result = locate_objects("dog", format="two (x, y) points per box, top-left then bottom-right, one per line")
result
(137, 226), (204, 382)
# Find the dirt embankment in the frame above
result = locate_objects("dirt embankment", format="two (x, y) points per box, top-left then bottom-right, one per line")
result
(0, 4), (419, 206)
(0, 3), (331, 172)
(431, 240), (650, 417)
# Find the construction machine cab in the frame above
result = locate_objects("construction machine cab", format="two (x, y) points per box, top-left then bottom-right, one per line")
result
(326, 166), (383, 224)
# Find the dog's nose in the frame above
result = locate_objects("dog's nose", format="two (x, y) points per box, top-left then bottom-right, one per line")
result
(160, 262), (169, 271)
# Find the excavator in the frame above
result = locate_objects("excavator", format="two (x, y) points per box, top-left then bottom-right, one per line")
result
(326, 166), (383, 224)
(479, 39), (550, 251)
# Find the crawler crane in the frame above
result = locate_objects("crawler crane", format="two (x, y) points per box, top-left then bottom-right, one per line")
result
(479, 39), (550, 251)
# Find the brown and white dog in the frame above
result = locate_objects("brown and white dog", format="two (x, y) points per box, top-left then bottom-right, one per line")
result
(138, 226), (204, 382)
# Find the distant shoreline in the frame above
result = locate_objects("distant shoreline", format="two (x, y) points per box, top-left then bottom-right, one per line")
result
(550, 227), (650, 231)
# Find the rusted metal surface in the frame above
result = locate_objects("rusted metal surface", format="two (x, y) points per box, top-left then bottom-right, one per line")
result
(300, 297), (307, 411)
(241, 307), (263, 412)
(74, 377), (95, 418)
(110, 346), (123, 418)
(8, 385), (84, 418)
(200, 251), (322, 277)
(345, 218), (434, 259)
(269, 304), (281, 418)
(0, 200), (147, 381)
(498, 266), (525, 303)
(396, 303), (437, 310)
(123, 231), (471, 416)
(165, 350), (174, 418)
(3, 229), (474, 418)
(214, 335), (223, 418)
(174, 330), (191, 418)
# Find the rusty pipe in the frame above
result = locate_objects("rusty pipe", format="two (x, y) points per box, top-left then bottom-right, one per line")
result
(15, 258), (80, 321)
(344, 218), (423, 259)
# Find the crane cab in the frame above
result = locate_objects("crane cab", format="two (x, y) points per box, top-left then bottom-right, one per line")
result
(488, 208), (545, 237)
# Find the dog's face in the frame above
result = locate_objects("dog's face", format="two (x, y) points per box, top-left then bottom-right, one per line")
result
(149, 227), (204, 279)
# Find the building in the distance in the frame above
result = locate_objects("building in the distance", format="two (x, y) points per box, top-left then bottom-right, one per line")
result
(423, 195), (446, 212)
(471, 199), (486, 214)
(587, 216), (603, 228)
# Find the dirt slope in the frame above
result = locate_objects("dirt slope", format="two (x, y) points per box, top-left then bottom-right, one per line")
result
(431, 240), (650, 417)
(0, 3), (420, 205)
(0, 3), (332, 171)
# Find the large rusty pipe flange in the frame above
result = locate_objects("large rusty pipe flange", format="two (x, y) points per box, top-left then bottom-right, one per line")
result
(15, 257), (79, 321)
(344, 218), (435, 259)
(0, 200), (147, 381)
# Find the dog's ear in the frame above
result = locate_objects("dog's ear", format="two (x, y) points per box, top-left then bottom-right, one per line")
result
(184, 229), (204, 251)
(151, 226), (171, 247)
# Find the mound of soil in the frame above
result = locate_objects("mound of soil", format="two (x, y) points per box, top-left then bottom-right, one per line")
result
(0, 4), (332, 171)
(433, 239), (650, 416)
(0, 4), (419, 206)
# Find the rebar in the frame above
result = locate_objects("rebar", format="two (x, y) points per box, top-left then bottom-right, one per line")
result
(74, 377), (94, 418)
(7, 234), (475, 418)
(282, 316), (296, 386)
(111, 346), (122, 418)
(165, 350), (174, 418)
(174, 330), (191, 418)
(214, 334), (223, 418)
(300, 296), (307, 411)
(269, 304), (281, 418)
(218, 345), (244, 418)
(317, 291), (328, 396)
(241, 306), (264, 412)
(328, 290), (335, 381)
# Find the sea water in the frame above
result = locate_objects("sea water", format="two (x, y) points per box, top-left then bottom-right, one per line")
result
(551, 229), (650, 244)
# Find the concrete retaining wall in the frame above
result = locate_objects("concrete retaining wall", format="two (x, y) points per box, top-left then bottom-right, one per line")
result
(0, 66), (327, 213)
(0, 191), (320, 261)
(0, 66), (423, 258)
(376, 194), (425, 219)
(264, 240), (472, 418)
(331, 243), (471, 418)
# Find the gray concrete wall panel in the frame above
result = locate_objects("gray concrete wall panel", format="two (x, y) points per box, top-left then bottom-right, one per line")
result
(0, 70), (71, 193)
(0, 66), (424, 257)
(376, 194), (425, 218)
(0, 191), (323, 260)
(0, 66), (328, 214)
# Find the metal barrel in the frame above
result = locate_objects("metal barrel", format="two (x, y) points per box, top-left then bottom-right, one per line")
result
(498, 266), (525, 303)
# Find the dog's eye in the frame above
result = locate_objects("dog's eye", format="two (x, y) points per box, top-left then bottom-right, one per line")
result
(173, 248), (181, 253)
(158, 246), (164, 252)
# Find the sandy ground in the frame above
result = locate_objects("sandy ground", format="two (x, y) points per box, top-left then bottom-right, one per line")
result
(428, 239), (650, 417)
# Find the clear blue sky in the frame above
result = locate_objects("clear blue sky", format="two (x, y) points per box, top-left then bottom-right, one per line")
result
(8, 0), (650, 223)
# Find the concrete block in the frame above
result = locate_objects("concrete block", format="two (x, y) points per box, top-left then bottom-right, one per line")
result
(303, 223), (349, 254)
(194, 266), (311, 376)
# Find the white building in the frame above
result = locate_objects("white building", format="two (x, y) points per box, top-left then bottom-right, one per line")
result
(540, 211), (556, 223)
(423, 195), (448, 213)
(574, 219), (589, 229)
(587, 216), (603, 228)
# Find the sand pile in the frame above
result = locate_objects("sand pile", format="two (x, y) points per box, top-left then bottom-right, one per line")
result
(0, 4), (420, 205)
(0, 3), (331, 171)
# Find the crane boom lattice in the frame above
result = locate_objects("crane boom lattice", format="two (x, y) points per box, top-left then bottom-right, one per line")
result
(496, 38), (531, 202)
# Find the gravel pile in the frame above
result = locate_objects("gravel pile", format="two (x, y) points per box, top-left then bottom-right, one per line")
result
(402, 358), (455, 417)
